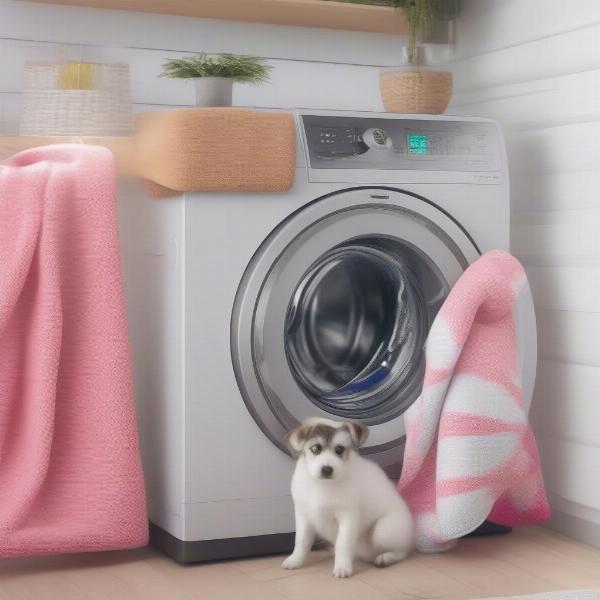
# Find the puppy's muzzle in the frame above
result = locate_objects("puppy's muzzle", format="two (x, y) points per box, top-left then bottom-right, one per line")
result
(320, 465), (334, 479)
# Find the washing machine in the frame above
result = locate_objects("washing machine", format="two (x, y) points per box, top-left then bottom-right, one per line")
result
(119, 110), (537, 563)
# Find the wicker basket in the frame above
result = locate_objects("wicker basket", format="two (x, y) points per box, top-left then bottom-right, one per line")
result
(379, 70), (452, 114)
(20, 62), (133, 136)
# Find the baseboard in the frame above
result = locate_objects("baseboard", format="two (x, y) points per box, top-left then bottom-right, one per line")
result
(546, 511), (600, 550)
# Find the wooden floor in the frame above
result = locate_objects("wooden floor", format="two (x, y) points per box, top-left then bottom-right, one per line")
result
(1, 527), (599, 600)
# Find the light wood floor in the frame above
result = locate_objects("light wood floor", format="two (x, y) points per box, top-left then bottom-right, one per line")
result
(0, 526), (599, 600)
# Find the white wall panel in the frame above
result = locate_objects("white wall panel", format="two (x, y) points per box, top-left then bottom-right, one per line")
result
(526, 266), (600, 314)
(455, 0), (600, 60)
(506, 123), (600, 176)
(450, 22), (600, 92)
(532, 361), (600, 447)
(512, 209), (600, 260)
(451, 69), (600, 132)
(511, 172), (600, 213)
(537, 309), (600, 368)
(536, 433), (600, 514)
(0, 92), (23, 134)
(452, 0), (600, 546)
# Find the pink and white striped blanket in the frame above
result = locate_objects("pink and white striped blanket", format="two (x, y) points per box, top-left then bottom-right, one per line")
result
(399, 250), (550, 553)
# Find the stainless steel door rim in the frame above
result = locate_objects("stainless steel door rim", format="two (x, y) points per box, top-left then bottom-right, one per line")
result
(231, 187), (479, 470)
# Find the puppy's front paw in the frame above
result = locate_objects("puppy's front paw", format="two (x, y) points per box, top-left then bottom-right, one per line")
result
(282, 554), (305, 570)
(332, 560), (353, 578)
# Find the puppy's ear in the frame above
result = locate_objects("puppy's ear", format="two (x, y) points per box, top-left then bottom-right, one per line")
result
(287, 425), (307, 455)
(345, 421), (369, 448)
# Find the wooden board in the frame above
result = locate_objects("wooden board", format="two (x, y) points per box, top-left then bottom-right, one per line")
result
(21, 0), (408, 34)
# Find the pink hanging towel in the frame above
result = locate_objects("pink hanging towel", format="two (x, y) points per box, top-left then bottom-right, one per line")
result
(399, 250), (550, 553)
(0, 144), (148, 557)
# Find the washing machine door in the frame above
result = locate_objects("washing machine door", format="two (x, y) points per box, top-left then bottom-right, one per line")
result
(231, 187), (480, 472)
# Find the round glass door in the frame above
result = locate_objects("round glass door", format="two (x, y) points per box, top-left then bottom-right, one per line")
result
(231, 188), (479, 469)
(285, 237), (439, 422)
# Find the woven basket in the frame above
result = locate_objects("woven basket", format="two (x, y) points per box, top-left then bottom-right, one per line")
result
(20, 62), (133, 136)
(379, 70), (452, 114)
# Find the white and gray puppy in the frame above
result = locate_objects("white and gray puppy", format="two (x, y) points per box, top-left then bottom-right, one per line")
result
(282, 417), (414, 578)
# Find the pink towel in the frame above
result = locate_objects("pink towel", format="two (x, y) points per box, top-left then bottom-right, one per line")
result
(0, 144), (148, 557)
(399, 250), (550, 553)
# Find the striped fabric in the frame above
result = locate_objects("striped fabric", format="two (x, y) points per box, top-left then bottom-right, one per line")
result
(399, 250), (550, 553)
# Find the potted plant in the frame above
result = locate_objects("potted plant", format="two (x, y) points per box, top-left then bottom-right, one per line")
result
(379, 0), (461, 114)
(160, 53), (272, 107)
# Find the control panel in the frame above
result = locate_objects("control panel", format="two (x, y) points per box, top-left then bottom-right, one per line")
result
(301, 114), (501, 172)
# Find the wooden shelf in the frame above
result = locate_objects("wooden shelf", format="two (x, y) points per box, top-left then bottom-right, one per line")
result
(23, 0), (408, 34)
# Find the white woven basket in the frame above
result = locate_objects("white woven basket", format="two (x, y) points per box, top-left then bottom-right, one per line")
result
(20, 62), (133, 136)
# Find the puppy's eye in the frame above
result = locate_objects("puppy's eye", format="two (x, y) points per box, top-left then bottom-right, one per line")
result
(334, 445), (345, 456)
(310, 444), (322, 455)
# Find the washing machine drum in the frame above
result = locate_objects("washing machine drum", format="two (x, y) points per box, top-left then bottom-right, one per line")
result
(231, 188), (479, 471)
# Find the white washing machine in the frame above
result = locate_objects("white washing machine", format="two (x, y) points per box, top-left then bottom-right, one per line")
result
(119, 110), (537, 563)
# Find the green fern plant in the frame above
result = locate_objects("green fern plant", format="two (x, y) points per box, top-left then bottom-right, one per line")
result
(160, 53), (272, 83)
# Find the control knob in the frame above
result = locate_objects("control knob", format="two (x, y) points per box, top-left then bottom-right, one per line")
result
(362, 128), (393, 151)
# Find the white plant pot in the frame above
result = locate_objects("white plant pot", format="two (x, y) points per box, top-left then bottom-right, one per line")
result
(193, 77), (233, 107)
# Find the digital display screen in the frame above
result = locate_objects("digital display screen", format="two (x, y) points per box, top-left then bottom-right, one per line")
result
(407, 133), (429, 155)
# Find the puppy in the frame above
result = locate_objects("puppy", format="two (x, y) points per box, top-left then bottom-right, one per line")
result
(282, 417), (414, 578)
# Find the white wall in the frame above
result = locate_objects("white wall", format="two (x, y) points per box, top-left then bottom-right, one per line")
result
(0, 0), (408, 135)
(449, 0), (600, 548)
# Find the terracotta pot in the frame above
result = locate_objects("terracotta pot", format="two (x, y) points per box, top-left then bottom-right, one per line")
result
(379, 70), (452, 114)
